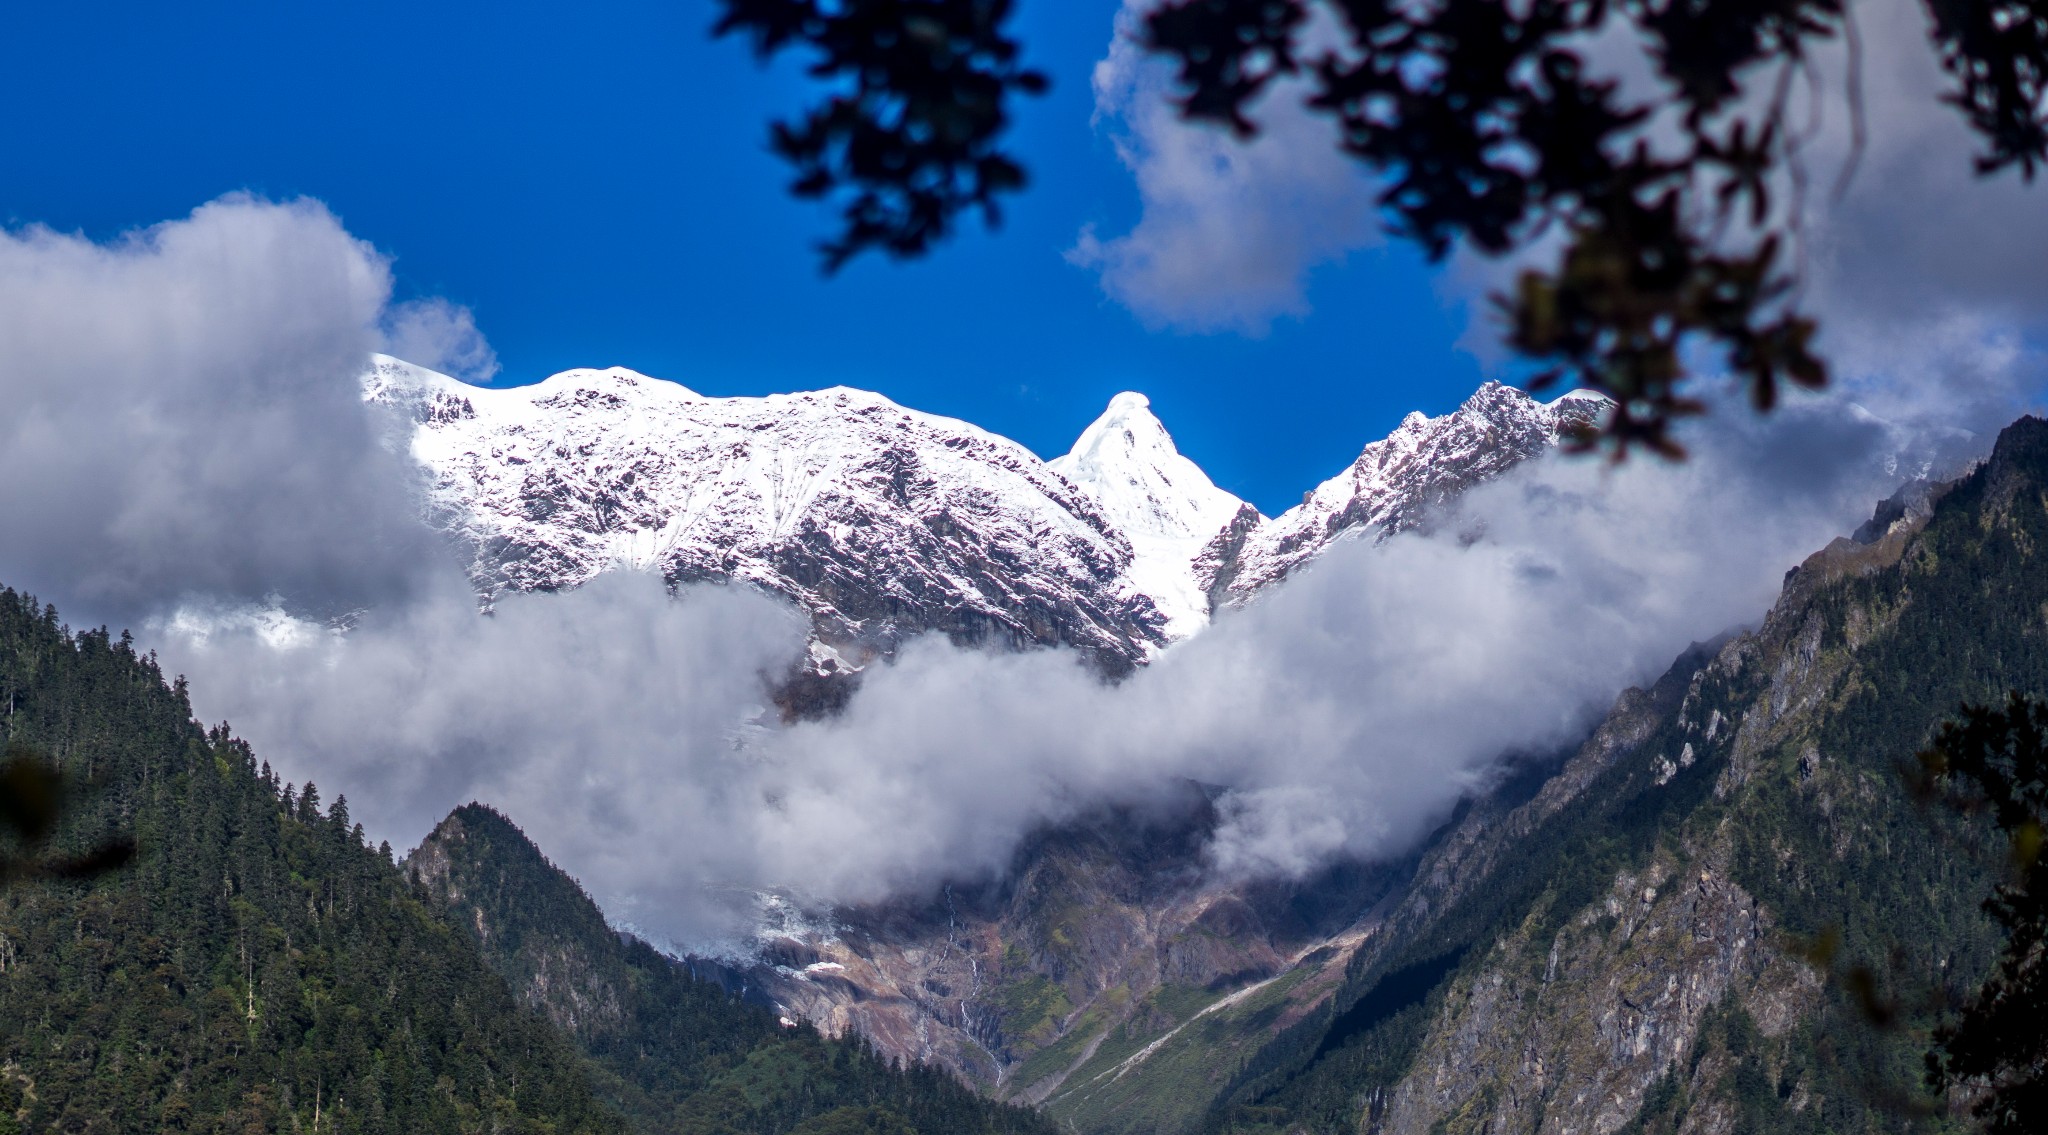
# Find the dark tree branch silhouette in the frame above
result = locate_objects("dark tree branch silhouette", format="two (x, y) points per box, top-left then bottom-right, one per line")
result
(713, 0), (1047, 273)
(716, 0), (2048, 457)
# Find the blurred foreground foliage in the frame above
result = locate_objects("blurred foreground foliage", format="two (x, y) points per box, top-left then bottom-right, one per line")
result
(716, 0), (2048, 456)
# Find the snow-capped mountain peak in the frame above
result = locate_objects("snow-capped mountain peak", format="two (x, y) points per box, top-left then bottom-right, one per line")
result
(1204, 380), (1608, 604)
(366, 355), (1165, 673)
(368, 354), (1602, 671)
(1050, 393), (1249, 640)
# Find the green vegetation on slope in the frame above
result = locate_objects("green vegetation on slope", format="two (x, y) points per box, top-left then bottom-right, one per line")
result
(0, 584), (1059, 1135)
(411, 803), (1058, 1135)
(0, 588), (621, 1134)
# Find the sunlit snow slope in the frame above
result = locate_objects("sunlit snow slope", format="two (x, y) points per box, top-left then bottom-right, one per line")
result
(1205, 381), (1608, 606)
(366, 355), (1162, 672)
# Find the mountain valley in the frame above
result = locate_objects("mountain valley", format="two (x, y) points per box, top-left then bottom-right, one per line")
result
(3, 360), (2034, 1135)
(695, 415), (2044, 1135)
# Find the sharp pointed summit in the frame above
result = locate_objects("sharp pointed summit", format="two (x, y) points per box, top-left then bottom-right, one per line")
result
(1050, 392), (1250, 640)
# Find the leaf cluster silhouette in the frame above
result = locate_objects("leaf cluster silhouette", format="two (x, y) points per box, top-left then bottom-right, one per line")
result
(714, 0), (1046, 272)
(717, 0), (2048, 456)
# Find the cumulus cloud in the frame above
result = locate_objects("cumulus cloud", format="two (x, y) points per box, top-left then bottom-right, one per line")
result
(1070, 3), (1378, 332)
(0, 196), (440, 625)
(160, 573), (808, 945)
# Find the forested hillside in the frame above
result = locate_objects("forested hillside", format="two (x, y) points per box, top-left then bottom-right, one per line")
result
(408, 803), (1057, 1135)
(0, 588), (1059, 1135)
(0, 589), (620, 1133)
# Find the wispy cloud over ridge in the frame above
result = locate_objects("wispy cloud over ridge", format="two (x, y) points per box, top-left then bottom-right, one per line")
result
(163, 391), (1910, 949)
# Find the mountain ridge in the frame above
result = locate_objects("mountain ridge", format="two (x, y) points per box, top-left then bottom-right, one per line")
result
(368, 360), (1607, 669)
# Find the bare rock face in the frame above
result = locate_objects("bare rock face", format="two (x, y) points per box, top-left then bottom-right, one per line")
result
(1379, 855), (1817, 1135)
(708, 787), (1409, 1106)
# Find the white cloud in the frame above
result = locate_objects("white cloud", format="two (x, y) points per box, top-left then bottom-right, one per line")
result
(0, 191), (1984, 959)
(159, 392), (1910, 952)
(381, 296), (500, 384)
(0, 196), (439, 625)
(159, 573), (808, 946)
(1070, 2), (1379, 333)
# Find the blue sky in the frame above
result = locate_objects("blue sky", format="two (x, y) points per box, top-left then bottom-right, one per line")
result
(3, 0), (1500, 514)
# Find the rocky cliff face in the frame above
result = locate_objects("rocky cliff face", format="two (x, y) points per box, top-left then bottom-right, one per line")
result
(1156, 426), (2044, 1135)
(773, 419), (2039, 1135)
(704, 785), (1407, 1117)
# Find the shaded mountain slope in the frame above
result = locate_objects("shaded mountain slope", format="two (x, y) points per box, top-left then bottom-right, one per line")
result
(409, 804), (1058, 1135)
(1161, 422), (2048, 1134)
(0, 586), (1055, 1135)
(745, 416), (2045, 1135)
(715, 784), (1423, 1116)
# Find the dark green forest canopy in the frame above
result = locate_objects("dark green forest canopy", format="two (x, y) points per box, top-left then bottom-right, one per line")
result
(716, 0), (2048, 457)
(0, 590), (620, 1134)
(0, 589), (1055, 1135)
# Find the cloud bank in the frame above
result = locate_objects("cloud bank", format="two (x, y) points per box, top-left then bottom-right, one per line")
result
(0, 197), (444, 624)
(0, 193), (1974, 953)
(163, 395), (1905, 949)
